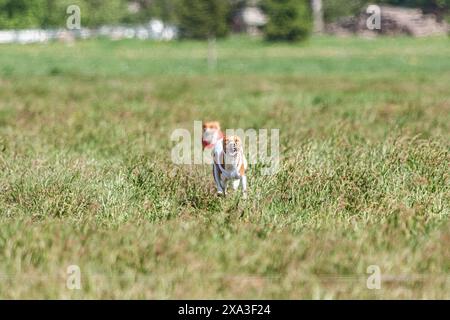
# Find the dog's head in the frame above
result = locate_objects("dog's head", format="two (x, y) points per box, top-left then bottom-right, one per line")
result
(202, 121), (221, 149)
(223, 135), (242, 157)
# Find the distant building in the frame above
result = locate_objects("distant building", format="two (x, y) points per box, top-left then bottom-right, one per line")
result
(232, 6), (267, 36)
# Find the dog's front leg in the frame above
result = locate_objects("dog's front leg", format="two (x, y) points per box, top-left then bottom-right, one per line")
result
(240, 175), (247, 199)
(221, 176), (228, 196)
(232, 179), (240, 191)
(213, 164), (224, 195)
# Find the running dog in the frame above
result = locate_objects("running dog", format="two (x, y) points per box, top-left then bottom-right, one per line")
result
(213, 135), (248, 199)
(202, 122), (248, 198)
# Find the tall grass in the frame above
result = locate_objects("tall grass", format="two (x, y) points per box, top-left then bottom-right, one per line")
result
(0, 36), (448, 298)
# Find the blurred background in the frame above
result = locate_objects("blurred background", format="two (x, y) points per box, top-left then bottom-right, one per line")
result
(0, 0), (448, 44)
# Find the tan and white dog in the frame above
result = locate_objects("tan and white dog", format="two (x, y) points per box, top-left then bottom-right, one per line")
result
(214, 136), (248, 199)
(202, 122), (248, 198)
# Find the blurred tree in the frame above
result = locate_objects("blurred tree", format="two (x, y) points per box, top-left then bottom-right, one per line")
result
(78, 0), (127, 27)
(322, 0), (369, 23)
(176, 0), (230, 39)
(177, 0), (231, 69)
(0, 0), (128, 29)
(122, 0), (181, 24)
(0, 0), (47, 28)
(228, 0), (259, 11)
(262, 0), (312, 41)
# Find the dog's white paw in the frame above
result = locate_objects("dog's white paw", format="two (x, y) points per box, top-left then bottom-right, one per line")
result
(242, 192), (248, 200)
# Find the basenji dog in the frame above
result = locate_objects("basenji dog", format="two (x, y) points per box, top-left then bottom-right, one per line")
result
(214, 135), (248, 199)
(202, 122), (248, 198)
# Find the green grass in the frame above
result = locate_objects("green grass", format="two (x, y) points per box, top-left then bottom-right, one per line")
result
(0, 36), (449, 299)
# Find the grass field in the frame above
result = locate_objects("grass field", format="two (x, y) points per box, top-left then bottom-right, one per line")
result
(0, 36), (449, 299)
